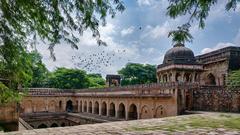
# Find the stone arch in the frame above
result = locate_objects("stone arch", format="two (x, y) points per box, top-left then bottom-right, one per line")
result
(94, 101), (99, 114)
(66, 100), (73, 112)
(24, 100), (33, 113)
(168, 73), (172, 82)
(128, 104), (138, 120)
(48, 100), (57, 112)
(38, 124), (47, 129)
(155, 105), (166, 118)
(59, 101), (62, 111)
(50, 123), (58, 127)
(61, 123), (65, 127)
(101, 101), (107, 116)
(88, 101), (92, 113)
(140, 105), (151, 119)
(206, 73), (216, 85)
(175, 73), (181, 82)
(118, 103), (126, 119)
(84, 101), (87, 112)
(109, 102), (116, 117)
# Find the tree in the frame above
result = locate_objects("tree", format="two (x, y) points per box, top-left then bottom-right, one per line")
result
(29, 51), (49, 88)
(118, 63), (157, 85)
(0, 0), (124, 103)
(167, 0), (239, 44)
(87, 73), (105, 88)
(48, 67), (90, 89)
(0, 0), (125, 59)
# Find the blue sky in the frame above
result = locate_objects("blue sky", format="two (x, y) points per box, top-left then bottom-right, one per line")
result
(37, 0), (240, 76)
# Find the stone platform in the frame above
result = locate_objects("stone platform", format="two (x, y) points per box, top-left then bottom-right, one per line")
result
(1, 112), (240, 135)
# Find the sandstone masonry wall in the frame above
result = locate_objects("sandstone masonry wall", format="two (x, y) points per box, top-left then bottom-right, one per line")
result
(192, 86), (240, 112)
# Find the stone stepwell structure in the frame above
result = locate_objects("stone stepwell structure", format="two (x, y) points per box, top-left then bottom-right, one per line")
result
(1, 45), (240, 132)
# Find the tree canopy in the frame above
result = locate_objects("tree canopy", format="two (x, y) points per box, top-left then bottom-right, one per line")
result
(0, 0), (124, 103)
(118, 63), (157, 85)
(0, 0), (124, 85)
(30, 66), (106, 89)
(167, 0), (239, 44)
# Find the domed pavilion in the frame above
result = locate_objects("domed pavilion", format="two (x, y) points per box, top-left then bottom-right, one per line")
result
(157, 43), (203, 83)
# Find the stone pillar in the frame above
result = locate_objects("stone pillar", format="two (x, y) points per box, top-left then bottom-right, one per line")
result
(99, 101), (102, 115)
(115, 104), (118, 118)
(172, 71), (176, 82)
(63, 99), (66, 112)
(137, 103), (140, 119)
(87, 101), (90, 113)
(82, 101), (84, 113)
(107, 101), (110, 117)
(125, 103), (129, 120)
(181, 71), (185, 82)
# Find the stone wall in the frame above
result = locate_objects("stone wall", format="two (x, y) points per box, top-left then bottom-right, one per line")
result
(0, 103), (19, 131)
(192, 86), (240, 112)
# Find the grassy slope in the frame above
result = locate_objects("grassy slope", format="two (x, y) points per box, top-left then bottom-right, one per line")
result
(127, 113), (240, 133)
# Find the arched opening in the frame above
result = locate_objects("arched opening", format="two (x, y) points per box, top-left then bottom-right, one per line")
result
(168, 73), (172, 82)
(118, 103), (126, 119)
(66, 100), (73, 112)
(109, 103), (116, 117)
(206, 73), (216, 85)
(163, 74), (168, 82)
(59, 101), (62, 111)
(128, 104), (138, 120)
(50, 123), (58, 127)
(175, 73), (181, 82)
(155, 106), (165, 118)
(101, 102), (107, 116)
(79, 101), (82, 112)
(38, 124), (47, 129)
(84, 101), (87, 112)
(61, 123), (65, 127)
(88, 101), (92, 113)
(140, 106), (150, 119)
(94, 101), (99, 114)
(184, 73), (191, 82)
(194, 73), (198, 82)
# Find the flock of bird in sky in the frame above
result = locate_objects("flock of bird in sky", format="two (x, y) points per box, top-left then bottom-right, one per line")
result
(71, 49), (129, 72)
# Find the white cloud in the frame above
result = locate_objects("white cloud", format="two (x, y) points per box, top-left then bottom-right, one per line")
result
(121, 26), (135, 37)
(201, 42), (237, 54)
(137, 0), (154, 6)
(142, 21), (171, 39)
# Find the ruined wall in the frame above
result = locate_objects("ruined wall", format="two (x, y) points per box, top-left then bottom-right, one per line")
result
(192, 86), (240, 112)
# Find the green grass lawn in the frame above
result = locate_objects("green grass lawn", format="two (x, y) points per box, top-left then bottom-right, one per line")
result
(127, 113), (240, 133)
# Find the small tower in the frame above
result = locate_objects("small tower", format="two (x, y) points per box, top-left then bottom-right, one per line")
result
(106, 74), (121, 87)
